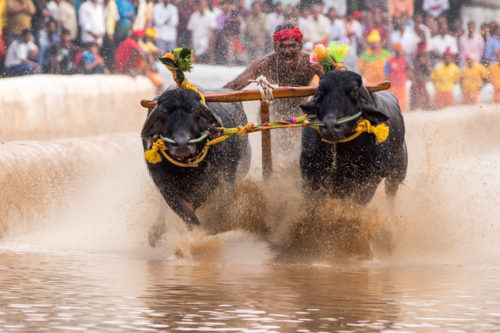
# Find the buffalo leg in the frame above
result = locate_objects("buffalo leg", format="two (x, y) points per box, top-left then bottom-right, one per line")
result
(148, 208), (167, 248)
(159, 187), (201, 228)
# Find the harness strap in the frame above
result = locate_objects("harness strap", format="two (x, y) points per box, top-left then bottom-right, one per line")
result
(144, 138), (209, 167)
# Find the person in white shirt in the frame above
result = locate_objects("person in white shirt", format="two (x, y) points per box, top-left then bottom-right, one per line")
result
(326, 7), (347, 43)
(4, 29), (40, 76)
(302, 3), (330, 48)
(47, 0), (61, 23)
(78, 0), (105, 46)
(390, 16), (418, 57)
(423, 0), (449, 18)
(429, 21), (458, 65)
(267, 1), (284, 40)
(59, 0), (78, 40)
(323, 0), (347, 17)
(345, 11), (363, 55)
(187, 0), (216, 62)
(153, 0), (178, 54)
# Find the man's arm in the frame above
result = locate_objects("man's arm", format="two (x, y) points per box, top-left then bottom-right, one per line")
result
(223, 57), (267, 90)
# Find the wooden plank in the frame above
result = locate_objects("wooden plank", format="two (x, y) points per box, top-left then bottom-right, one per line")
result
(260, 100), (272, 180)
(204, 86), (317, 103)
(140, 82), (391, 108)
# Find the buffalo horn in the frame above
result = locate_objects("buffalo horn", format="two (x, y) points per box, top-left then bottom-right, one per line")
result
(141, 99), (157, 108)
(141, 106), (159, 138)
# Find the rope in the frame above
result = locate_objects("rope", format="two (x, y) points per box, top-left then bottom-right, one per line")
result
(249, 75), (279, 101)
(143, 114), (389, 167)
(144, 139), (209, 167)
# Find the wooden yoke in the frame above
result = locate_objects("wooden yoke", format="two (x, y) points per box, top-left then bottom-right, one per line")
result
(140, 82), (391, 180)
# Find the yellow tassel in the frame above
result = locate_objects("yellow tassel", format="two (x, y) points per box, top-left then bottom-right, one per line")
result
(355, 119), (389, 143)
(144, 139), (166, 164)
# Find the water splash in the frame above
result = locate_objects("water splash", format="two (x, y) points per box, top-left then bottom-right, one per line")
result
(1, 104), (500, 265)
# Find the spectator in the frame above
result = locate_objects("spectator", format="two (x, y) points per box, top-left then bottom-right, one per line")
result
(323, 0), (346, 17)
(102, 0), (118, 69)
(413, 14), (431, 46)
(176, 0), (194, 47)
(431, 48), (459, 109)
(78, 0), (105, 46)
(114, 29), (146, 74)
(363, 8), (388, 47)
(327, 7), (347, 43)
(214, 0), (234, 63)
(390, 0), (413, 18)
(484, 24), (500, 65)
(458, 20), (484, 67)
(46, 0), (60, 24)
(31, 0), (48, 46)
(359, 29), (389, 85)
(384, 42), (410, 111)
(220, 10), (242, 65)
(302, 3), (330, 47)
(345, 11), (362, 55)
(451, 18), (464, 39)
(244, 1), (269, 63)
(0, 0), (6, 73)
(38, 17), (59, 72)
(5, 0), (35, 43)
(81, 41), (108, 73)
(488, 50), (500, 103)
(153, 0), (177, 55)
(460, 53), (488, 104)
(49, 28), (77, 73)
(390, 15), (418, 58)
(422, 0), (449, 18)
(59, 0), (77, 40)
(4, 28), (39, 76)
(187, 0), (216, 63)
(428, 20), (458, 65)
(267, 1), (284, 43)
(410, 42), (432, 110)
(114, 0), (135, 44)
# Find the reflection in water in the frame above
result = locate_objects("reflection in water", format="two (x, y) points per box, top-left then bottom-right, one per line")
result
(1, 251), (500, 331)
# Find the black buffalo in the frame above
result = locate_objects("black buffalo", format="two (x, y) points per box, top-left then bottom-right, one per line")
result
(300, 70), (407, 204)
(141, 88), (250, 245)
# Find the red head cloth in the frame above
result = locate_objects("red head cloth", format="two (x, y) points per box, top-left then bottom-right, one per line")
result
(273, 26), (303, 43)
(131, 29), (145, 37)
(417, 42), (427, 51)
(443, 47), (454, 57)
(353, 11), (362, 19)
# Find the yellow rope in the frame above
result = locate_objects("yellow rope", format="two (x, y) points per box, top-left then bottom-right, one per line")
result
(144, 138), (209, 167)
(337, 119), (389, 143)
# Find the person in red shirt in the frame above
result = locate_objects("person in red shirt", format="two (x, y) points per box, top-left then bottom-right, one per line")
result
(114, 29), (148, 74)
(384, 42), (411, 111)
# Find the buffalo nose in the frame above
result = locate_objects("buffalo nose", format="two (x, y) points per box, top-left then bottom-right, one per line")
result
(320, 115), (337, 136)
(170, 132), (196, 158)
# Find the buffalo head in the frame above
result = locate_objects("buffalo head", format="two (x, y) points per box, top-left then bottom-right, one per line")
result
(300, 71), (388, 143)
(141, 89), (221, 160)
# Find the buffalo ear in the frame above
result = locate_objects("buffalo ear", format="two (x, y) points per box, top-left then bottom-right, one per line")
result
(300, 98), (319, 115)
(361, 105), (389, 124)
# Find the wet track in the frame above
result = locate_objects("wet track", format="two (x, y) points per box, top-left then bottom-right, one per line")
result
(1, 68), (500, 332)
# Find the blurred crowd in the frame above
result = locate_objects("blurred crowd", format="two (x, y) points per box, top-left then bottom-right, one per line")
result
(0, 0), (499, 108)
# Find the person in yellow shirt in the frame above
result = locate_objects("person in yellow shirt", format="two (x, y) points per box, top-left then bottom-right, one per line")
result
(358, 29), (390, 85)
(488, 50), (500, 104)
(460, 53), (488, 104)
(431, 48), (460, 109)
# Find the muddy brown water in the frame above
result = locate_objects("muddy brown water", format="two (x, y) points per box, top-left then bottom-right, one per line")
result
(1, 95), (500, 331)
